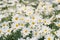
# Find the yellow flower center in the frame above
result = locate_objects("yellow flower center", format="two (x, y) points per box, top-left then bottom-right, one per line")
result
(28, 12), (32, 15)
(38, 19), (41, 22)
(15, 17), (18, 20)
(7, 30), (10, 32)
(26, 20), (29, 22)
(44, 30), (47, 33)
(25, 30), (28, 33)
(24, 7), (26, 10)
(48, 37), (51, 40)
(3, 24), (6, 26)
(57, 24), (60, 27)
(32, 22), (35, 25)
(30, 26), (33, 29)
(32, 17), (35, 20)
(44, 20), (46, 23)
(57, 0), (60, 3)
(0, 30), (2, 33)
(16, 24), (19, 27)
(20, 18), (24, 20)
(35, 32), (37, 36)
(20, 24), (24, 26)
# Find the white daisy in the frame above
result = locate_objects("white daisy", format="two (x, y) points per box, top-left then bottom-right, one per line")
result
(30, 37), (38, 40)
(18, 38), (25, 40)
(0, 15), (5, 21)
(0, 28), (4, 37)
(53, 0), (60, 4)
(41, 25), (52, 36)
(55, 29), (60, 38)
(32, 30), (41, 39)
(11, 22), (21, 32)
(56, 14), (60, 19)
(21, 27), (30, 37)
(44, 34), (54, 40)
(42, 19), (51, 25)
(1, 22), (9, 28)
(12, 14), (20, 22)
(54, 22), (60, 27)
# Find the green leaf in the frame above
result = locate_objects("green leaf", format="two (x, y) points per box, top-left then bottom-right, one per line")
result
(38, 37), (44, 40)
(23, 31), (32, 39)
(48, 23), (59, 31)
(1, 15), (12, 22)
(25, 23), (30, 27)
(52, 3), (57, 7)
(4, 29), (22, 40)
(19, 0), (22, 3)
(0, 36), (4, 40)
(55, 10), (60, 15)
(1, 6), (8, 10)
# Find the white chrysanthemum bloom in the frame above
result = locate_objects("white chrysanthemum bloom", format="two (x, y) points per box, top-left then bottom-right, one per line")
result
(35, 25), (42, 31)
(8, 8), (16, 13)
(3, 0), (7, 2)
(54, 22), (60, 27)
(24, 6), (34, 16)
(12, 14), (20, 22)
(18, 38), (25, 40)
(19, 16), (25, 22)
(45, 2), (54, 11)
(42, 19), (51, 25)
(3, 13), (11, 18)
(25, 17), (31, 23)
(5, 28), (12, 35)
(29, 17), (36, 26)
(19, 22), (26, 28)
(30, 20), (37, 26)
(22, 0), (30, 4)
(55, 38), (60, 40)
(56, 14), (60, 19)
(1, 22), (9, 28)
(53, 0), (60, 4)
(25, 9), (34, 16)
(16, 4), (25, 14)
(50, 15), (56, 21)
(55, 29), (60, 38)
(19, 5), (26, 12)
(37, 1), (44, 7)
(20, 5), (34, 13)
(37, 18), (43, 23)
(1, 9), (7, 13)
(55, 5), (60, 10)
(0, 1), (6, 8)
(36, 1), (54, 15)
(16, 8), (23, 14)
(0, 28), (4, 37)
(16, 3), (22, 7)
(11, 22), (21, 32)
(29, 2), (37, 6)
(32, 30), (41, 39)
(28, 25), (35, 31)
(44, 34), (54, 40)
(30, 37), (38, 40)
(7, 0), (15, 7)
(0, 0), (60, 39)
(41, 25), (52, 36)
(30, 15), (36, 21)
(29, 15), (43, 27)
(31, 14), (43, 22)
(21, 27), (30, 37)
(1, 26), (11, 35)
(0, 15), (5, 21)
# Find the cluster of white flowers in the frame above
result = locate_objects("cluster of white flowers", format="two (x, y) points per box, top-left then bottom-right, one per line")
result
(0, 0), (60, 40)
